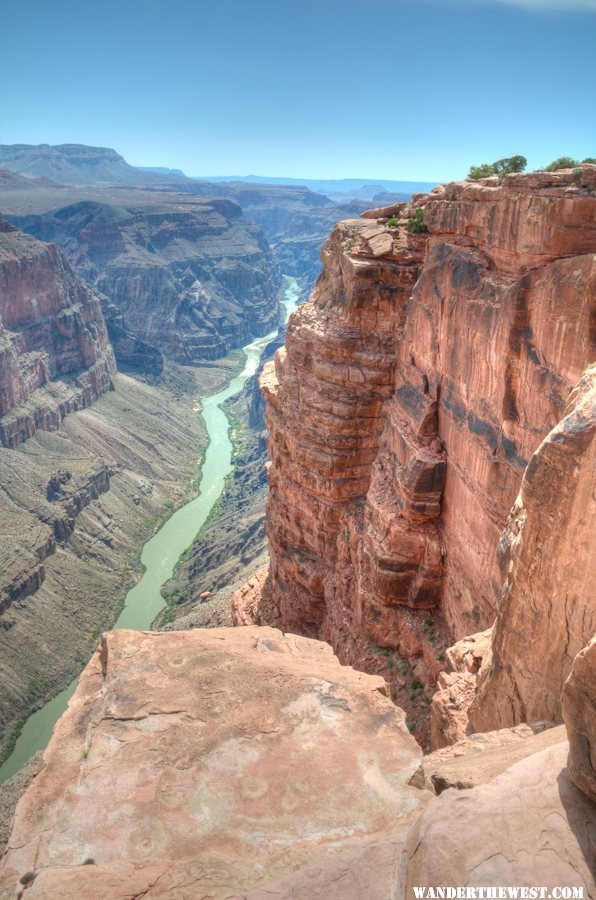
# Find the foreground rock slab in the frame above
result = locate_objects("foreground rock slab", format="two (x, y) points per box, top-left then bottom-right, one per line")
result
(0, 627), (426, 898)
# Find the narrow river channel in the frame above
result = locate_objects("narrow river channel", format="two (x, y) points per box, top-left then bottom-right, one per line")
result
(0, 276), (301, 784)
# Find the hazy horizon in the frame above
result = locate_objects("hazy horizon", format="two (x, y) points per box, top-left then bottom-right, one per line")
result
(1, 0), (595, 182)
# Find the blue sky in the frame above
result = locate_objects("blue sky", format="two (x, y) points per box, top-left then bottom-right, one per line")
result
(1, 0), (594, 182)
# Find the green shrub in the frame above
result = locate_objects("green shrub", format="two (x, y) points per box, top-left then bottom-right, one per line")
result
(492, 155), (526, 177)
(386, 216), (399, 228)
(582, 157), (596, 164)
(469, 155), (527, 181)
(544, 156), (578, 171)
(405, 208), (428, 234)
(468, 163), (495, 180)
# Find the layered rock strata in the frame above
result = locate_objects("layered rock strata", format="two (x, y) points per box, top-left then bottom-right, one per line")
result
(173, 178), (371, 289)
(99, 294), (163, 375)
(257, 167), (596, 705)
(14, 199), (282, 364)
(0, 215), (115, 447)
(0, 627), (427, 897)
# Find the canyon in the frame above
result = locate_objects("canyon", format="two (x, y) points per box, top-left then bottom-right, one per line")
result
(0, 147), (366, 373)
(0, 147), (359, 768)
(0, 143), (378, 299)
(0, 202), (277, 764)
(159, 284), (297, 630)
(0, 159), (594, 895)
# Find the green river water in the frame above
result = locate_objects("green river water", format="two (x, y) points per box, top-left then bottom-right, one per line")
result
(0, 276), (301, 785)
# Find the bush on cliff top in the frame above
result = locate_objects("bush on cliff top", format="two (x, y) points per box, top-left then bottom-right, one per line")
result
(468, 163), (495, 180)
(406, 208), (428, 234)
(543, 156), (596, 171)
(468, 155), (527, 181)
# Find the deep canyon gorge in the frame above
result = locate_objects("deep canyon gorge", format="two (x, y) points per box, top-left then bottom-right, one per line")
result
(0, 146), (594, 897)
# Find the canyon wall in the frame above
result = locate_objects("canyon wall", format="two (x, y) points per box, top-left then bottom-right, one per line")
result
(14, 198), (282, 364)
(459, 364), (595, 732)
(188, 182), (370, 288)
(257, 167), (596, 701)
(0, 215), (115, 448)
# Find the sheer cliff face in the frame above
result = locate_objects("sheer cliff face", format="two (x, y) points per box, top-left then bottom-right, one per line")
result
(14, 198), (282, 364)
(0, 215), (115, 448)
(260, 167), (596, 669)
(468, 365), (596, 731)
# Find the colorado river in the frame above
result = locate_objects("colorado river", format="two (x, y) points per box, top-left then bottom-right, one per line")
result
(0, 276), (301, 784)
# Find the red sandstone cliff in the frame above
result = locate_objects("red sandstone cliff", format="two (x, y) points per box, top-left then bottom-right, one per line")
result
(251, 166), (595, 727)
(429, 363), (595, 746)
(0, 215), (115, 447)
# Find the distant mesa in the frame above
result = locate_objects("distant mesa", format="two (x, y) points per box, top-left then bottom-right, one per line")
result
(0, 143), (182, 187)
(199, 173), (439, 196)
(137, 165), (187, 177)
